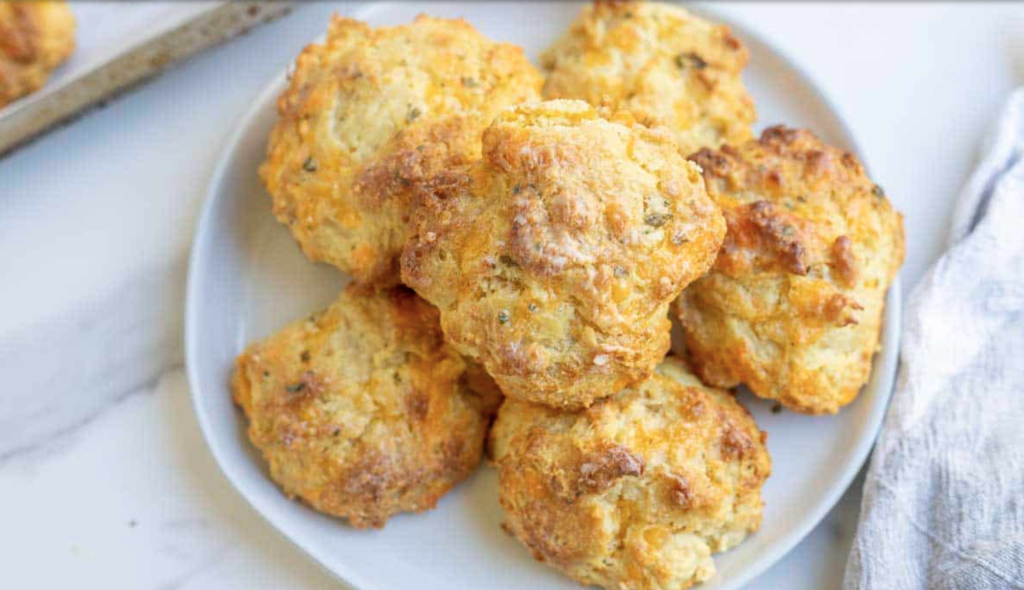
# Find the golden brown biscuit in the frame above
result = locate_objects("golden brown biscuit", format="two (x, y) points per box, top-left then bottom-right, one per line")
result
(259, 15), (543, 286)
(0, 1), (75, 108)
(541, 0), (755, 156)
(232, 286), (491, 528)
(402, 100), (725, 409)
(491, 356), (771, 590)
(677, 126), (905, 414)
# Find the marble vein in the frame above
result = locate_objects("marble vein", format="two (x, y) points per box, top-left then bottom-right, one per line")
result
(0, 258), (187, 463)
(158, 547), (228, 590)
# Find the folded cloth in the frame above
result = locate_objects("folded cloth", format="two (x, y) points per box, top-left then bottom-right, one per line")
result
(844, 90), (1024, 589)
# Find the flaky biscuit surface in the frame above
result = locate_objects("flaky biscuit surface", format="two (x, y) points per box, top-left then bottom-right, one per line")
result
(232, 287), (490, 528)
(541, 0), (755, 156)
(260, 15), (542, 285)
(490, 357), (770, 590)
(678, 126), (905, 413)
(402, 100), (725, 409)
(0, 1), (75, 108)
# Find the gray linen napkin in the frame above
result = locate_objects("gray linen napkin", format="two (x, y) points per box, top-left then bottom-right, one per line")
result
(844, 90), (1024, 589)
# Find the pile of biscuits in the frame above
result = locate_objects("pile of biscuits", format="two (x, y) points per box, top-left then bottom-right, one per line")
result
(232, 2), (904, 588)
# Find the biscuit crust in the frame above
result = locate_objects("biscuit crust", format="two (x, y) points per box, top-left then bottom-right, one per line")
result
(260, 15), (543, 285)
(677, 126), (905, 414)
(232, 287), (490, 528)
(541, 0), (755, 156)
(402, 100), (725, 409)
(490, 357), (771, 590)
(0, 1), (74, 108)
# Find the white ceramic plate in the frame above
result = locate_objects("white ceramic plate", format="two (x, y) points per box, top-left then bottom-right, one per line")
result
(185, 3), (901, 589)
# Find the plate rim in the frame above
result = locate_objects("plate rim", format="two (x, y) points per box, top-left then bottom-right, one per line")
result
(185, 3), (903, 588)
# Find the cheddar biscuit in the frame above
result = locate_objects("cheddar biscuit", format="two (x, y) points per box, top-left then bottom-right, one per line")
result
(0, 1), (75, 108)
(541, 1), (755, 156)
(402, 100), (725, 409)
(232, 286), (491, 528)
(260, 15), (542, 285)
(491, 357), (771, 590)
(677, 126), (905, 413)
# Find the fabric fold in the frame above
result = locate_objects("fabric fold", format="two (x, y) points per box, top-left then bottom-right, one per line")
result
(844, 89), (1024, 589)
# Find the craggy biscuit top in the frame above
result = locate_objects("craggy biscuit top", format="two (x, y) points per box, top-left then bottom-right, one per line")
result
(678, 126), (905, 413)
(541, 0), (755, 156)
(0, 1), (75, 108)
(402, 99), (726, 409)
(490, 356), (770, 590)
(232, 286), (491, 528)
(260, 15), (543, 285)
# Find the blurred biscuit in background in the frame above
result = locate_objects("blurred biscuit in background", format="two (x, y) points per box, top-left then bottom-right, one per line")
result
(0, 1), (75, 108)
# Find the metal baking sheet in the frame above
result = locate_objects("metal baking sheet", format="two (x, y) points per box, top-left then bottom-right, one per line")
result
(0, 1), (292, 157)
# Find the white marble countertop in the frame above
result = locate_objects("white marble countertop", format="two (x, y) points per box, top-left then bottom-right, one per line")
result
(1, 2), (1021, 588)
